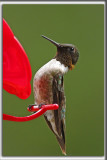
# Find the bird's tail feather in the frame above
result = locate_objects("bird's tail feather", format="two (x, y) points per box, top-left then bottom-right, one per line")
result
(56, 136), (66, 155)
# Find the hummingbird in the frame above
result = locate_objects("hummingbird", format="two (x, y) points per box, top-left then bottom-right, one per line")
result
(30, 35), (79, 155)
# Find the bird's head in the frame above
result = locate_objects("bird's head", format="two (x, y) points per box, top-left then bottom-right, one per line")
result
(42, 35), (79, 70)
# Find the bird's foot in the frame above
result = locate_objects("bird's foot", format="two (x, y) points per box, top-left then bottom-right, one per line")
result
(28, 104), (36, 111)
(28, 103), (46, 112)
(38, 103), (46, 109)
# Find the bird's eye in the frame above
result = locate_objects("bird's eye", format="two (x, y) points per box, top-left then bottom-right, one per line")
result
(71, 47), (74, 51)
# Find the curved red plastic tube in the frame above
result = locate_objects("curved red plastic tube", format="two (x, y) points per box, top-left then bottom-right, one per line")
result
(3, 104), (59, 122)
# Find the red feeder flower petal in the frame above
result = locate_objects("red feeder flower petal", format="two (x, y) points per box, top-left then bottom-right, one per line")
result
(3, 19), (32, 99)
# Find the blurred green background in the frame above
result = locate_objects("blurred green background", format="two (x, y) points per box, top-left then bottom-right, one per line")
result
(3, 4), (104, 156)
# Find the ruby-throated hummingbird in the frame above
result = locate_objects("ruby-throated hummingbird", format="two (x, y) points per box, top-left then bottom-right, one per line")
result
(30, 35), (79, 155)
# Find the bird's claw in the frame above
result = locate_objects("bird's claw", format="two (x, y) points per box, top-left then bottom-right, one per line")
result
(38, 103), (46, 109)
(28, 104), (36, 111)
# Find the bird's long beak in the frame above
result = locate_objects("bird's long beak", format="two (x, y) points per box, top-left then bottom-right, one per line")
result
(41, 35), (60, 47)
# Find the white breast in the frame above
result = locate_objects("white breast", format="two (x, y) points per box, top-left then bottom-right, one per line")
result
(34, 59), (68, 80)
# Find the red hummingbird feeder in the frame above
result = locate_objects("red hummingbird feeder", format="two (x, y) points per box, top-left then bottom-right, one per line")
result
(3, 19), (59, 122)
